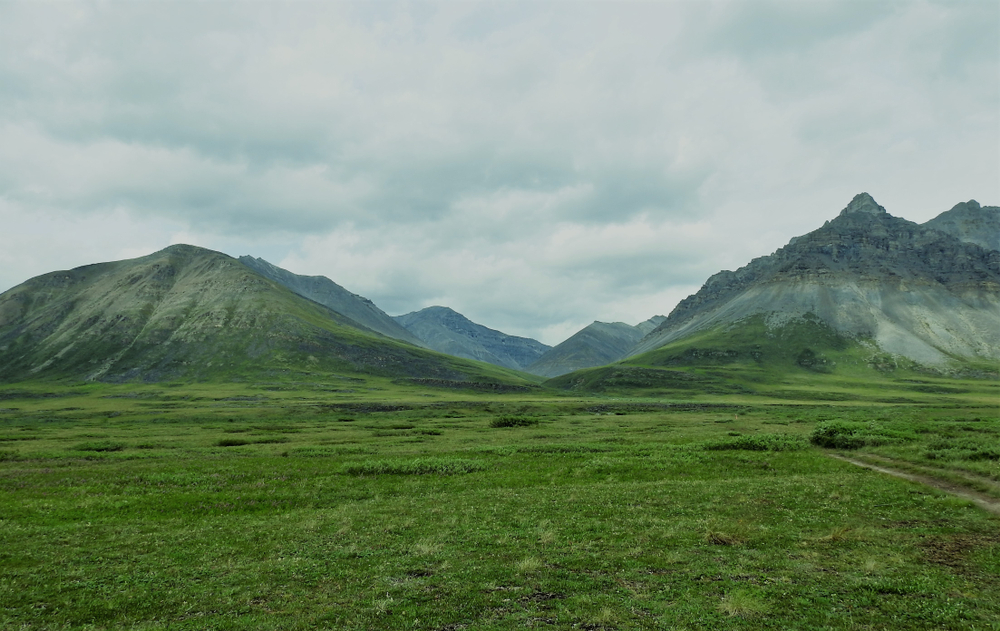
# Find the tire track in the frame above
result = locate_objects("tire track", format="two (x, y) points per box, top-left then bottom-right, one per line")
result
(830, 453), (1000, 516)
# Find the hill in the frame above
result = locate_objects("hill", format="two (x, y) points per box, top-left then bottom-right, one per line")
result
(0, 245), (534, 385)
(237, 256), (424, 347)
(394, 306), (550, 371)
(526, 317), (665, 378)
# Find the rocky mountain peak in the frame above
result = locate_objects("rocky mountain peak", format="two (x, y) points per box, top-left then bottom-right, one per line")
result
(838, 192), (887, 217)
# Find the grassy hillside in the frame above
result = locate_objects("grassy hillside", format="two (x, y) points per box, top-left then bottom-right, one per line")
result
(545, 314), (999, 400)
(0, 245), (538, 387)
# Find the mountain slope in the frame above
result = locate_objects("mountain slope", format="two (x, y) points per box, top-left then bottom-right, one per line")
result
(629, 193), (1000, 370)
(923, 200), (1000, 252)
(394, 306), (550, 371)
(238, 256), (424, 347)
(0, 245), (532, 384)
(526, 317), (665, 378)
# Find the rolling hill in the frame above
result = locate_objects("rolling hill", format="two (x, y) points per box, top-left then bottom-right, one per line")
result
(0, 245), (534, 385)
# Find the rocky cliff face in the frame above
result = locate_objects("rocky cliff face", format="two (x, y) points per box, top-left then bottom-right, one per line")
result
(631, 193), (1000, 368)
(924, 200), (1000, 252)
(393, 306), (550, 371)
(238, 256), (424, 347)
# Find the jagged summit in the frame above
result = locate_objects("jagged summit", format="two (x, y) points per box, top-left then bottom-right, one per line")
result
(629, 194), (1000, 370)
(838, 192), (887, 217)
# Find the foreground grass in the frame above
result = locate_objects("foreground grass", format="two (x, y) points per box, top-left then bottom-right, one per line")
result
(0, 380), (997, 629)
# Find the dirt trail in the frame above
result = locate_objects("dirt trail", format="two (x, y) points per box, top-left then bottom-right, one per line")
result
(830, 454), (1000, 516)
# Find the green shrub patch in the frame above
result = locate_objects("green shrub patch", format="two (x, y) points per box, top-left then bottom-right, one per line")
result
(703, 433), (806, 452)
(70, 441), (127, 452)
(343, 458), (487, 476)
(490, 415), (539, 428)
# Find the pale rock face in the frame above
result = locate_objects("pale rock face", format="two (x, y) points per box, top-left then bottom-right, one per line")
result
(632, 194), (1000, 368)
(924, 200), (1000, 252)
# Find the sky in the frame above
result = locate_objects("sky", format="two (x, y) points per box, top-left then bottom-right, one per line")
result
(0, 1), (997, 346)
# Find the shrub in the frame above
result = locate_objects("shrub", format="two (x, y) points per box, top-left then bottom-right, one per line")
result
(217, 438), (251, 447)
(71, 441), (127, 452)
(490, 415), (539, 428)
(343, 458), (487, 476)
(810, 422), (866, 449)
(703, 433), (806, 452)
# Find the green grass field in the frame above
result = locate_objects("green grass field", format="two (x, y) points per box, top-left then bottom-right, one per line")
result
(1, 376), (998, 629)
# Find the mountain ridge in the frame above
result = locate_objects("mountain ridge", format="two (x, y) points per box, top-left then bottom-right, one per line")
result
(237, 256), (425, 347)
(527, 317), (666, 378)
(394, 306), (550, 371)
(0, 245), (533, 385)
(629, 194), (1000, 369)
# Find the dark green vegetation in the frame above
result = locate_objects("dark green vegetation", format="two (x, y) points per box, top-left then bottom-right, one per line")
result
(1, 377), (998, 630)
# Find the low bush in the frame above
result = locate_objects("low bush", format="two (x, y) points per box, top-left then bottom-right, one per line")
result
(217, 438), (251, 447)
(490, 415), (539, 428)
(71, 441), (127, 452)
(703, 433), (806, 452)
(810, 422), (867, 449)
(344, 458), (487, 476)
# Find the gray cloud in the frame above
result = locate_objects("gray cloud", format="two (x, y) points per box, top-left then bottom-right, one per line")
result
(0, 0), (996, 344)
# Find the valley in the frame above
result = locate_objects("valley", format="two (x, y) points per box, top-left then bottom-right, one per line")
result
(0, 376), (998, 629)
(0, 193), (997, 629)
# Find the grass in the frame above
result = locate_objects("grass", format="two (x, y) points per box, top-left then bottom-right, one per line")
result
(0, 377), (997, 629)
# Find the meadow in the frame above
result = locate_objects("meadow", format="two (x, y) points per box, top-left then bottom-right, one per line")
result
(0, 376), (998, 630)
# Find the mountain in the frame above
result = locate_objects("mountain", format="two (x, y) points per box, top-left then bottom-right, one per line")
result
(626, 193), (1000, 372)
(0, 245), (533, 385)
(924, 200), (1000, 252)
(238, 256), (425, 347)
(526, 316), (665, 378)
(393, 306), (550, 371)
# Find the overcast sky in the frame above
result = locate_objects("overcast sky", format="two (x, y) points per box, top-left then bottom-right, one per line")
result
(1, 1), (996, 345)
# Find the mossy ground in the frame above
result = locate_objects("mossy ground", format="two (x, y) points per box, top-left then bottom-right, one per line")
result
(0, 376), (998, 629)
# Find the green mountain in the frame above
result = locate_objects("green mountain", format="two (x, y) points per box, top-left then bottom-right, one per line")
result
(0, 245), (533, 385)
(238, 255), (425, 347)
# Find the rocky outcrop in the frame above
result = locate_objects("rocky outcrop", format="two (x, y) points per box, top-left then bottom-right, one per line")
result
(631, 194), (1000, 367)
(394, 306), (550, 371)
(923, 200), (1000, 252)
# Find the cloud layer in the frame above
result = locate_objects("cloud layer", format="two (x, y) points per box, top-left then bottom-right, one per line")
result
(1, 1), (996, 344)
